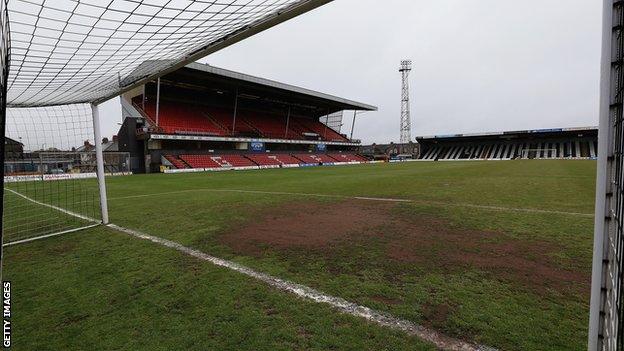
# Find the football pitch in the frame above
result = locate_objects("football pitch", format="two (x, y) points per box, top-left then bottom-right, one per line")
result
(3, 160), (596, 350)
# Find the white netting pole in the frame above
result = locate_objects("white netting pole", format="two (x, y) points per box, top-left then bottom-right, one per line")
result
(91, 104), (109, 224)
(588, 0), (614, 349)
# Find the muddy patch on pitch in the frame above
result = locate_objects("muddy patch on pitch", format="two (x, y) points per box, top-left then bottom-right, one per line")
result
(220, 201), (392, 253)
(219, 200), (589, 294)
(386, 215), (589, 295)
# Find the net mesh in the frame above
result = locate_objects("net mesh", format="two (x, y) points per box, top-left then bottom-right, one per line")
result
(598, 0), (624, 349)
(3, 104), (102, 244)
(0, 0), (10, 270)
(6, 0), (321, 107)
(0, 0), (328, 244)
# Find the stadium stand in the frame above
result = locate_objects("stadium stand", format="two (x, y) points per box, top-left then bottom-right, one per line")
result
(169, 153), (370, 170)
(417, 128), (598, 160)
(134, 95), (354, 143)
(140, 100), (225, 136)
(117, 62), (376, 173)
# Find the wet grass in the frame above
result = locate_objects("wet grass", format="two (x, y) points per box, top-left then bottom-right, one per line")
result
(3, 160), (596, 350)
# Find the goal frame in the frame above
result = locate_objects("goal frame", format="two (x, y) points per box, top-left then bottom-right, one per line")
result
(589, 0), (624, 349)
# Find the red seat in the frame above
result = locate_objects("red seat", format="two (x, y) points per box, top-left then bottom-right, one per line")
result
(133, 97), (347, 143)
(180, 155), (222, 169)
(241, 111), (301, 139)
(141, 100), (226, 136)
(292, 118), (348, 142)
(217, 155), (256, 167)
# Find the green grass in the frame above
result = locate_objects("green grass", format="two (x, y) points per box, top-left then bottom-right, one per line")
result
(5, 227), (433, 351)
(3, 177), (100, 242)
(3, 160), (596, 350)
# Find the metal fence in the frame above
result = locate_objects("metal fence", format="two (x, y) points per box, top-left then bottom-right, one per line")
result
(4, 151), (130, 176)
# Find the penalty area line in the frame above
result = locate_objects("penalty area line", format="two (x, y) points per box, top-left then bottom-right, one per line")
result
(107, 223), (496, 351)
(3, 224), (100, 247)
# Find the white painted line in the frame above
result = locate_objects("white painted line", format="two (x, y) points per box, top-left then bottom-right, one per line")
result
(5, 188), (100, 223)
(354, 196), (412, 203)
(109, 188), (593, 217)
(3, 224), (100, 247)
(3, 188), (101, 247)
(107, 223), (495, 351)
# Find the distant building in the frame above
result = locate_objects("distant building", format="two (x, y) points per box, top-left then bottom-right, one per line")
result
(359, 142), (420, 161)
(102, 136), (119, 152)
(4, 137), (24, 159)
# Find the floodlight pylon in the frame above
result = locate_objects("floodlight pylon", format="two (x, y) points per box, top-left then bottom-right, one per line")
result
(399, 60), (412, 146)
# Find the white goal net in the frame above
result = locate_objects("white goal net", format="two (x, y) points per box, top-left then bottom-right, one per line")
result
(3, 105), (102, 244)
(0, 0), (332, 247)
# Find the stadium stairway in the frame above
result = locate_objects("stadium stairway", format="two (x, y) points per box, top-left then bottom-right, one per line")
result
(164, 155), (190, 169)
(328, 153), (368, 163)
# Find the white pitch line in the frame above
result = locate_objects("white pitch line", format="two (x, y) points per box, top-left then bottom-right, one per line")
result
(107, 223), (495, 351)
(3, 188), (101, 247)
(354, 196), (413, 203)
(5, 188), (99, 223)
(109, 188), (594, 217)
(3, 224), (100, 247)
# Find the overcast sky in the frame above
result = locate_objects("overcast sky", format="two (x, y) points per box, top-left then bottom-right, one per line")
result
(99, 0), (603, 144)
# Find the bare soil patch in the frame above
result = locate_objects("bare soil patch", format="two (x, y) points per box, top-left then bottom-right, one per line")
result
(220, 201), (392, 252)
(219, 200), (589, 295)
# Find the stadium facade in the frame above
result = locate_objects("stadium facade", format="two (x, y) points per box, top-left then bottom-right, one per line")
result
(117, 62), (376, 173)
(416, 127), (598, 161)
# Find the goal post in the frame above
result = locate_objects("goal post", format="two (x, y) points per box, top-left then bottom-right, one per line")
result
(91, 104), (109, 225)
(589, 0), (620, 349)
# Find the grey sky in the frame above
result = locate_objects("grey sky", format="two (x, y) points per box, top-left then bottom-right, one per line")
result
(100, 0), (602, 144)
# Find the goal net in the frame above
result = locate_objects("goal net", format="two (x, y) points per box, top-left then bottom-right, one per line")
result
(3, 104), (103, 244)
(0, 0), (330, 248)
